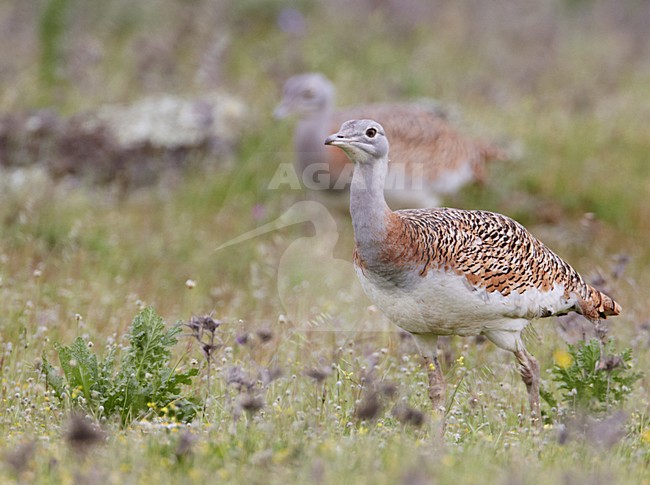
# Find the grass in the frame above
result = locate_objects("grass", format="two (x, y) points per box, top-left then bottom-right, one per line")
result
(1, 0), (650, 483)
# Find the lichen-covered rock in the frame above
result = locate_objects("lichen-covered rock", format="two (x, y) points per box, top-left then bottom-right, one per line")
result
(92, 92), (246, 150)
(0, 92), (246, 187)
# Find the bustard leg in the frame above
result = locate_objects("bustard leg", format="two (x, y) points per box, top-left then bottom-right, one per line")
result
(513, 348), (540, 426)
(412, 334), (446, 411)
(484, 328), (540, 426)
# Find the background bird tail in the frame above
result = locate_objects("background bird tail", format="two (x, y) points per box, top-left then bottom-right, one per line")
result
(481, 137), (525, 163)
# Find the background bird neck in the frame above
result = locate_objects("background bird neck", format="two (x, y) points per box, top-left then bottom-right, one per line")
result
(294, 108), (333, 172)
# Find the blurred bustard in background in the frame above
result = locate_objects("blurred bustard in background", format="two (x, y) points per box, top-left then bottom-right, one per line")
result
(276, 72), (507, 209)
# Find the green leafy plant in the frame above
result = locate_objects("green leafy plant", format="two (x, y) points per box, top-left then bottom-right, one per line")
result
(42, 307), (199, 426)
(544, 338), (643, 414)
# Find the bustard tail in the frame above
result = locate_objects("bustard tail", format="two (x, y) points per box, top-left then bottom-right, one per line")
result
(580, 285), (621, 321)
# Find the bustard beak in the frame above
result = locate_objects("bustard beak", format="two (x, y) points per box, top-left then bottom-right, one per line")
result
(273, 102), (291, 119)
(324, 133), (348, 146)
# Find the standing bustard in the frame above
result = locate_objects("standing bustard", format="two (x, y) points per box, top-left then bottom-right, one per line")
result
(324, 119), (621, 422)
(275, 73), (506, 208)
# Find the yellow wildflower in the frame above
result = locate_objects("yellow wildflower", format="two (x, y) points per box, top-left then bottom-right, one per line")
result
(272, 448), (291, 464)
(553, 349), (573, 369)
(442, 455), (454, 467)
(641, 429), (650, 444)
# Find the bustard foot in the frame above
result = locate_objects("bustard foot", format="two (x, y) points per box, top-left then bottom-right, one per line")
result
(423, 355), (446, 411)
(411, 334), (447, 435)
(514, 349), (541, 428)
(423, 355), (446, 437)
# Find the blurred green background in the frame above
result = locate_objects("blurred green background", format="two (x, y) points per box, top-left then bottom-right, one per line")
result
(1, 0), (649, 482)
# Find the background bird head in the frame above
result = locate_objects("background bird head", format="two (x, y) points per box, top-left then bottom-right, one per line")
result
(274, 72), (335, 119)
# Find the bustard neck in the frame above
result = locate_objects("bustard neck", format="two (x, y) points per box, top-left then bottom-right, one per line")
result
(294, 107), (333, 173)
(350, 154), (391, 250)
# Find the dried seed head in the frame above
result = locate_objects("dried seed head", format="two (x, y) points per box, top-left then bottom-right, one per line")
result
(380, 382), (398, 398)
(175, 431), (196, 460)
(227, 366), (255, 391)
(184, 314), (224, 351)
(305, 367), (331, 383)
(239, 394), (264, 414)
(597, 354), (625, 372)
(190, 315), (221, 333)
(260, 366), (283, 385)
(355, 392), (381, 421)
(3, 441), (35, 474)
(402, 467), (429, 485)
(235, 332), (250, 345)
(202, 343), (218, 356)
(392, 405), (425, 427)
(185, 318), (200, 334)
(66, 413), (104, 451)
(560, 412), (627, 449)
(256, 328), (273, 343)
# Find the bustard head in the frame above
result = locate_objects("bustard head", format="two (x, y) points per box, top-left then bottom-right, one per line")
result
(324, 119), (388, 163)
(274, 73), (335, 118)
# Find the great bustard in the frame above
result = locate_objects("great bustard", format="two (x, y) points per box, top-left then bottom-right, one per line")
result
(324, 119), (620, 422)
(275, 73), (506, 209)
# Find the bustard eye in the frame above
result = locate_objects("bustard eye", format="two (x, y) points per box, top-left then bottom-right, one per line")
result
(302, 89), (315, 99)
(365, 127), (377, 138)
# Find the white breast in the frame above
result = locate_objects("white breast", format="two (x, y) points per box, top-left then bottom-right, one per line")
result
(355, 265), (577, 336)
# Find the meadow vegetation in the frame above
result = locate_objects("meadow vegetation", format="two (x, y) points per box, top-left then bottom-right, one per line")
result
(1, 0), (649, 483)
